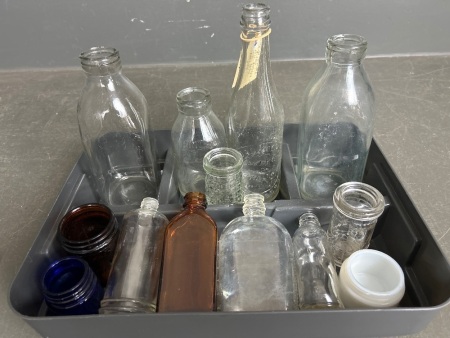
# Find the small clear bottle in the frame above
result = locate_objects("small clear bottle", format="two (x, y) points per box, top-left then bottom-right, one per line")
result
(227, 3), (284, 202)
(41, 257), (103, 316)
(296, 34), (375, 200)
(158, 192), (217, 312)
(77, 47), (160, 210)
(171, 87), (226, 197)
(293, 213), (343, 310)
(58, 203), (119, 287)
(216, 194), (296, 311)
(100, 198), (169, 314)
(327, 182), (385, 267)
(203, 147), (243, 205)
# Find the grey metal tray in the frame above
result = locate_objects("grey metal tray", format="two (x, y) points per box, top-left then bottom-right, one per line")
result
(9, 124), (450, 338)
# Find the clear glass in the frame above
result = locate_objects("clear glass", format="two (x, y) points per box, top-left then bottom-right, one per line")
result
(327, 182), (385, 267)
(293, 213), (343, 309)
(296, 34), (375, 200)
(171, 87), (226, 197)
(58, 203), (119, 287)
(227, 3), (284, 202)
(77, 47), (160, 210)
(216, 193), (297, 311)
(158, 192), (217, 312)
(203, 147), (243, 205)
(42, 257), (103, 316)
(100, 198), (169, 314)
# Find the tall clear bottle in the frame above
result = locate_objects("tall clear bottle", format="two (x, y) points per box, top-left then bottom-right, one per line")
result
(296, 34), (375, 200)
(101, 198), (169, 314)
(227, 3), (284, 202)
(171, 87), (226, 197)
(216, 194), (296, 311)
(293, 213), (343, 310)
(158, 192), (217, 312)
(77, 47), (159, 209)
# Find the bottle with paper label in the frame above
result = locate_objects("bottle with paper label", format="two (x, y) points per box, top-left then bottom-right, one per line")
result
(227, 3), (284, 202)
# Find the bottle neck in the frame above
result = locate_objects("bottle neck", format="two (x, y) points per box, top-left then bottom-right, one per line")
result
(232, 3), (273, 90)
(80, 47), (122, 76)
(140, 197), (159, 213)
(242, 193), (266, 217)
(176, 87), (212, 117)
(298, 213), (325, 238)
(183, 192), (208, 209)
(326, 34), (367, 66)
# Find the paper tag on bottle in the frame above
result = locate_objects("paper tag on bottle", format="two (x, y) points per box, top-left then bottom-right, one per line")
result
(232, 33), (263, 90)
(240, 37), (262, 89)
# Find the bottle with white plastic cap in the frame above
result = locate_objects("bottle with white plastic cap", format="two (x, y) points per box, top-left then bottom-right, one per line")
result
(338, 249), (405, 308)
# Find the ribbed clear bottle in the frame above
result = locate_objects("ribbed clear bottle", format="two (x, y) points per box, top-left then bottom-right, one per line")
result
(203, 147), (243, 205)
(227, 3), (284, 202)
(216, 194), (296, 311)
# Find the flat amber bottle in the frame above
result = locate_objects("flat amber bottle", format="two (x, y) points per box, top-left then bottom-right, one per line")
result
(158, 192), (217, 312)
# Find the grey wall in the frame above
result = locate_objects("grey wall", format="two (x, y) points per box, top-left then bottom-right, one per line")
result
(1, 0), (449, 69)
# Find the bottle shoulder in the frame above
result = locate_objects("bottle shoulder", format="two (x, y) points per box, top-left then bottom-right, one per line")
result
(221, 215), (290, 238)
(167, 208), (217, 229)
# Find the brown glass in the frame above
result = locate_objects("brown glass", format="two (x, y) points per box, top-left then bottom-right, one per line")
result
(158, 192), (217, 312)
(58, 203), (119, 286)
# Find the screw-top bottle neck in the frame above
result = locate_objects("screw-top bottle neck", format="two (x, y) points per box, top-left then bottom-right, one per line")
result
(140, 197), (159, 212)
(183, 192), (208, 209)
(79, 47), (122, 75)
(298, 213), (324, 238)
(176, 87), (212, 117)
(326, 34), (367, 65)
(242, 193), (266, 216)
(240, 3), (271, 36)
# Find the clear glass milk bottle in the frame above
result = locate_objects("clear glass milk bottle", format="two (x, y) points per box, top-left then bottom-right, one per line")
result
(216, 194), (297, 311)
(296, 34), (375, 200)
(77, 47), (160, 209)
(171, 87), (226, 197)
(227, 3), (284, 202)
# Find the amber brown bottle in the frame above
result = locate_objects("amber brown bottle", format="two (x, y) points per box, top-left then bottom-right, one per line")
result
(158, 192), (217, 312)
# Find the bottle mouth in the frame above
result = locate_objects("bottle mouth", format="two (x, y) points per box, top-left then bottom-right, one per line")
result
(42, 257), (97, 309)
(240, 3), (271, 30)
(58, 203), (118, 254)
(333, 182), (385, 221)
(79, 47), (120, 67)
(326, 34), (367, 63)
(203, 148), (243, 176)
(183, 192), (207, 208)
(176, 87), (211, 114)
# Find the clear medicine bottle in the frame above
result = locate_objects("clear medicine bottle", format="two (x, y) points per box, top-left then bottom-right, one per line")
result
(101, 198), (169, 314)
(292, 213), (343, 309)
(216, 193), (297, 311)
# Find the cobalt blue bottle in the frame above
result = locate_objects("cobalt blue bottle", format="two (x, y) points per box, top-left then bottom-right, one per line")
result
(41, 257), (103, 316)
